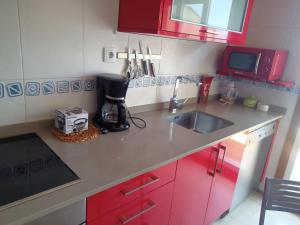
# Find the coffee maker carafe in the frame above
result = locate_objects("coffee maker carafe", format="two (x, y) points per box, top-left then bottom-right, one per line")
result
(94, 74), (130, 133)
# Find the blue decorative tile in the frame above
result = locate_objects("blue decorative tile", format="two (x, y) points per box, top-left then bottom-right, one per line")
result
(25, 82), (40, 96)
(164, 76), (171, 86)
(286, 87), (294, 93)
(157, 76), (166, 86)
(294, 87), (300, 95)
(135, 78), (143, 88)
(150, 77), (156, 86)
(41, 81), (55, 95)
(170, 76), (177, 85)
(182, 76), (189, 84)
(128, 79), (135, 88)
(192, 75), (199, 83)
(84, 80), (95, 91)
(6, 82), (23, 97)
(0, 83), (4, 98)
(57, 81), (69, 93)
(71, 80), (82, 92)
(143, 77), (151, 87)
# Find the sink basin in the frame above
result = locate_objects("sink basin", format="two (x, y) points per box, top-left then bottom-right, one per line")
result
(168, 111), (234, 134)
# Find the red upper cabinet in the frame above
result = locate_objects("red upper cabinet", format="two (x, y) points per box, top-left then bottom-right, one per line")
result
(118, 0), (254, 45)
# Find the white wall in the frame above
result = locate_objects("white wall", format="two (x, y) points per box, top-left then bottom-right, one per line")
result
(0, 0), (225, 126)
(236, 0), (300, 179)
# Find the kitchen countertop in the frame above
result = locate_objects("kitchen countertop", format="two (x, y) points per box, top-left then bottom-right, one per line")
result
(0, 101), (285, 225)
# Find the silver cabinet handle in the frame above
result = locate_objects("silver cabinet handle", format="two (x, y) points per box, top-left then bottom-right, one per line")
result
(120, 175), (160, 196)
(207, 147), (219, 177)
(255, 53), (262, 74)
(216, 145), (226, 174)
(118, 200), (157, 224)
(199, 30), (225, 35)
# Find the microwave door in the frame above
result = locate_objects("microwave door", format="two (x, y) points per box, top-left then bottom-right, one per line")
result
(228, 52), (261, 78)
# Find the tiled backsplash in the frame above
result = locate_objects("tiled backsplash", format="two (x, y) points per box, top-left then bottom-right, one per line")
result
(0, 75), (203, 99)
(0, 0), (224, 126)
(0, 74), (212, 126)
(215, 75), (300, 95)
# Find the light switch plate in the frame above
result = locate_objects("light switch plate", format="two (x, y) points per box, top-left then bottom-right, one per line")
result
(103, 47), (117, 63)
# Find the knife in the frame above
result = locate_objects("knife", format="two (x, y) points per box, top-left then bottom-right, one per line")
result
(147, 46), (156, 77)
(134, 50), (142, 78)
(139, 41), (148, 75)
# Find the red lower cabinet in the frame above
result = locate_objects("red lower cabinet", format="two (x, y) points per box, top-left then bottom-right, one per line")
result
(87, 162), (176, 222)
(204, 139), (245, 225)
(169, 147), (215, 225)
(87, 138), (246, 225)
(88, 182), (174, 225)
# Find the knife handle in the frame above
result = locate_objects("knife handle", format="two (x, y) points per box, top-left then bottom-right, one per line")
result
(150, 62), (156, 77)
(142, 60), (148, 75)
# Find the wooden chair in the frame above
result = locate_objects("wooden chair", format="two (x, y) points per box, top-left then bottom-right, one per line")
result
(259, 178), (300, 225)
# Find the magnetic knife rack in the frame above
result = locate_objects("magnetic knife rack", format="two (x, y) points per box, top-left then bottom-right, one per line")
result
(117, 52), (162, 60)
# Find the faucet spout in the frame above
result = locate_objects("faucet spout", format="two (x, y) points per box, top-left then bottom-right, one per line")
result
(169, 76), (202, 113)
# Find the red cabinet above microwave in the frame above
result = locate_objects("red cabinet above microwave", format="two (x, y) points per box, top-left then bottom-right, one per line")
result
(118, 0), (254, 45)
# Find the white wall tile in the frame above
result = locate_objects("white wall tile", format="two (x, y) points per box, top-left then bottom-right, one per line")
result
(83, 0), (128, 75)
(246, 27), (290, 49)
(126, 86), (157, 107)
(291, 1), (300, 28)
(128, 34), (162, 75)
(283, 29), (300, 85)
(249, 0), (299, 28)
(159, 38), (224, 75)
(19, 0), (83, 78)
(0, 0), (23, 79)
(0, 80), (26, 126)
(156, 85), (175, 103)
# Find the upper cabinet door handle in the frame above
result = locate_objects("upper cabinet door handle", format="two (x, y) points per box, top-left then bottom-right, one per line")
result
(120, 175), (160, 196)
(199, 30), (225, 35)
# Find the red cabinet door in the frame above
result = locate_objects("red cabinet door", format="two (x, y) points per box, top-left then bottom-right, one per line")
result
(169, 147), (215, 225)
(204, 139), (245, 225)
(88, 182), (174, 225)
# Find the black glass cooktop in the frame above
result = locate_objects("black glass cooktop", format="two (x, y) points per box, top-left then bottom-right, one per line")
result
(0, 133), (80, 209)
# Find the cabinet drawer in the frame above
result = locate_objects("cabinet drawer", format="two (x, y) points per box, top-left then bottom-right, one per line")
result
(87, 162), (176, 222)
(88, 182), (174, 225)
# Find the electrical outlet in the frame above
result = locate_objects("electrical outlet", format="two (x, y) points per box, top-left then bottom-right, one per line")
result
(103, 47), (117, 63)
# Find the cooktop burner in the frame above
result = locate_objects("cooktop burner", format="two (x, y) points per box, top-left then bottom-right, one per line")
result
(0, 133), (80, 210)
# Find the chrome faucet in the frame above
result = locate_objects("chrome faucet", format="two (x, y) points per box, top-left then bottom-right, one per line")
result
(169, 76), (202, 113)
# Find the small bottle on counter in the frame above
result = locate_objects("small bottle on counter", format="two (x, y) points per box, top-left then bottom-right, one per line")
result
(198, 75), (214, 103)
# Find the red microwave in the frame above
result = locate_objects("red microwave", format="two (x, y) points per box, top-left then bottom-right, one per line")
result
(219, 46), (288, 81)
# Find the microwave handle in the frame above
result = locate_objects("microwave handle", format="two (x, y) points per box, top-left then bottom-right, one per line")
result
(254, 53), (262, 74)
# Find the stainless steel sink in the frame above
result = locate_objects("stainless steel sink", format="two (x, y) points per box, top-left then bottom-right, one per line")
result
(168, 111), (234, 134)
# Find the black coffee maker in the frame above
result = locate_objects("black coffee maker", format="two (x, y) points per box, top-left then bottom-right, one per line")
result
(94, 74), (130, 133)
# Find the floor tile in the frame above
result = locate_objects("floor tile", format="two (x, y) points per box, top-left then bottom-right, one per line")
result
(214, 192), (300, 225)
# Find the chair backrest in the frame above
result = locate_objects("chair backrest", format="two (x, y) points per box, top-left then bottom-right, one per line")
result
(259, 178), (300, 225)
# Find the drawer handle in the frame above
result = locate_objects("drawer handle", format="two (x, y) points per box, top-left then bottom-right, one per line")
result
(119, 200), (157, 224)
(120, 175), (160, 196)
